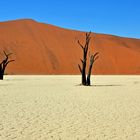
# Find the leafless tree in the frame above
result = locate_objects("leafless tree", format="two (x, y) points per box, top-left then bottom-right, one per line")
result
(78, 32), (99, 86)
(0, 51), (14, 80)
(78, 32), (91, 85)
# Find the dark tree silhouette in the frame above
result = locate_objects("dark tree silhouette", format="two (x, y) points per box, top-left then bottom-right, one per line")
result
(86, 52), (99, 86)
(78, 32), (91, 85)
(0, 51), (14, 80)
(78, 32), (99, 86)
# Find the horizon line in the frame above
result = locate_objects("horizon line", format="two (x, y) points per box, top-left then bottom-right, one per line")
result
(0, 18), (140, 40)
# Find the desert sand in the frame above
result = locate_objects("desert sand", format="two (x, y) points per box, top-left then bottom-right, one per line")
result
(0, 75), (140, 139)
(0, 19), (140, 74)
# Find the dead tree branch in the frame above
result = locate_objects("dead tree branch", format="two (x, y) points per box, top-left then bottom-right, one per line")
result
(78, 31), (91, 85)
(87, 52), (99, 86)
(0, 51), (15, 80)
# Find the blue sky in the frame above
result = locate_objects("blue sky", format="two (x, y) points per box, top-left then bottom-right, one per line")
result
(0, 0), (140, 38)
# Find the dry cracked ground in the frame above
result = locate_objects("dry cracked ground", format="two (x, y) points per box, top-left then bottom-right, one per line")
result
(0, 75), (140, 140)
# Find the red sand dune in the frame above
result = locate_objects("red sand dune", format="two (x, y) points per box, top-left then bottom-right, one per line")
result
(0, 19), (140, 74)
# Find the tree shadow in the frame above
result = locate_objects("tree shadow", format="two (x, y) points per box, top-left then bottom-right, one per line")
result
(76, 84), (123, 87)
(91, 84), (123, 87)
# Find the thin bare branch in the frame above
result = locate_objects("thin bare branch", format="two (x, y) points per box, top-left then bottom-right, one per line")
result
(7, 53), (13, 56)
(85, 36), (91, 54)
(94, 56), (99, 62)
(78, 40), (84, 49)
(3, 51), (13, 56)
(93, 52), (99, 60)
(80, 59), (84, 64)
(3, 51), (7, 56)
(5, 60), (15, 66)
(78, 64), (82, 73)
(86, 31), (91, 39)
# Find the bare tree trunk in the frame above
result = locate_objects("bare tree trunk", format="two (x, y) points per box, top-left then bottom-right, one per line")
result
(87, 52), (99, 86)
(0, 63), (4, 80)
(81, 59), (87, 85)
(78, 32), (91, 85)
(0, 73), (4, 80)
(86, 56), (93, 86)
(79, 49), (87, 85)
(0, 51), (14, 80)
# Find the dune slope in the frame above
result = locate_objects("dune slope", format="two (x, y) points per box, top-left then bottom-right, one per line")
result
(0, 19), (140, 74)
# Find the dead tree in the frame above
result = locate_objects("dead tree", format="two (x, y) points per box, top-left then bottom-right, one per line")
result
(86, 52), (99, 86)
(78, 32), (91, 85)
(0, 51), (14, 80)
(78, 32), (99, 86)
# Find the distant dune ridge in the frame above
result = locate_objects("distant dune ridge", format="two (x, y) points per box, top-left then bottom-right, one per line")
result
(0, 19), (140, 74)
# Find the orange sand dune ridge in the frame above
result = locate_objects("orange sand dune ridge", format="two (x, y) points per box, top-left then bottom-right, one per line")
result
(0, 19), (140, 74)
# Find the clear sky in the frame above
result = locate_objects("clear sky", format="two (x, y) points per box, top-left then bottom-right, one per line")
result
(0, 0), (140, 38)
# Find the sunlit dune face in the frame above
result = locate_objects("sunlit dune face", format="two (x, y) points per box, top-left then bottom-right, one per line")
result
(0, 19), (140, 75)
